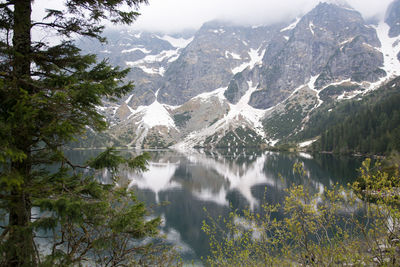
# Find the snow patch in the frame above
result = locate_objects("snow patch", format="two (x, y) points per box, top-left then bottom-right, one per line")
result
(157, 35), (194, 49)
(339, 38), (354, 46)
(374, 22), (400, 78)
(339, 37), (355, 51)
(299, 139), (317, 148)
(193, 87), (226, 102)
(168, 54), (180, 63)
(125, 94), (134, 104)
(126, 89), (176, 132)
(126, 49), (179, 66)
(308, 75), (323, 108)
(141, 94), (175, 129)
(126, 104), (135, 114)
(232, 47), (266, 74)
(126, 49), (180, 76)
(210, 29), (226, 34)
(173, 82), (267, 150)
(309, 22), (315, 36)
(337, 88), (364, 100)
(269, 139), (280, 146)
(95, 105), (107, 111)
(225, 51), (242, 60)
(135, 65), (164, 76)
(321, 78), (352, 89)
(121, 47), (151, 54)
(280, 17), (301, 32)
(223, 81), (266, 135)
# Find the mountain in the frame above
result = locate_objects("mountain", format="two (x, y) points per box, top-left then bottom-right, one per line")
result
(72, 1), (400, 151)
(157, 21), (283, 106)
(302, 76), (400, 154)
(249, 2), (384, 110)
(385, 0), (400, 38)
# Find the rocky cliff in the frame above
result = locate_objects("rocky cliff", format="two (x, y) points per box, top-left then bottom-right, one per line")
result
(73, 0), (400, 150)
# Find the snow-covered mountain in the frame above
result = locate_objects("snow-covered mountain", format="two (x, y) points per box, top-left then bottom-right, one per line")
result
(75, 0), (400, 150)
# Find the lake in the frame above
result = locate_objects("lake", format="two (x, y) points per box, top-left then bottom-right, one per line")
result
(66, 149), (364, 264)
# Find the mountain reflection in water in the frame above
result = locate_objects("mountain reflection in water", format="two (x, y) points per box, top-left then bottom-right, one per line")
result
(65, 149), (363, 263)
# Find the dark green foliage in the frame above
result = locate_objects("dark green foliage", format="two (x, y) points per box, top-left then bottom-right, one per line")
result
(209, 117), (219, 126)
(173, 111), (191, 128)
(206, 127), (266, 148)
(315, 71), (330, 88)
(68, 127), (137, 149)
(224, 72), (244, 103)
(204, 133), (220, 147)
(142, 133), (170, 148)
(319, 84), (360, 102)
(0, 0), (179, 266)
(88, 147), (126, 172)
(68, 130), (119, 149)
(263, 102), (306, 140)
(224, 80), (239, 103)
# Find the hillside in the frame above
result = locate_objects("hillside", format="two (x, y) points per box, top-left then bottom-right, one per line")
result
(296, 77), (400, 154)
(71, 0), (400, 152)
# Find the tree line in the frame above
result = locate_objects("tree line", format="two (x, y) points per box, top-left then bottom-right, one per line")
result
(297, 76), (400, 155)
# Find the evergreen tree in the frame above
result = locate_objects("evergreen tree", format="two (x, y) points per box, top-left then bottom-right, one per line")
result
(297, 76), (400, 155)
(0, 1), (177, 266)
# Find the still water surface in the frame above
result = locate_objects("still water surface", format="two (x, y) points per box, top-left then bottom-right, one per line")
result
(66, 149), (363, 263)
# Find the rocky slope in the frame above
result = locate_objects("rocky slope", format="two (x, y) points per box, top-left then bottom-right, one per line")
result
(74, 1), (400, 150)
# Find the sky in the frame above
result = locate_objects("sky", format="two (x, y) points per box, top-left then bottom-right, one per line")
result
(131, 0), (394, 33)
(32, 0), (394, 34)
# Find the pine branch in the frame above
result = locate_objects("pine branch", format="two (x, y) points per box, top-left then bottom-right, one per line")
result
(0, 1), (14, 8)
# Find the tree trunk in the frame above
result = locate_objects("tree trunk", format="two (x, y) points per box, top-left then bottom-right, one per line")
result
(6, 186), (35, 266)
(5, 0), (36, 266)
(12, 0), (31, 81)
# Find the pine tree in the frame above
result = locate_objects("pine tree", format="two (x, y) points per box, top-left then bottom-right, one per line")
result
(0, 1), (177, 266)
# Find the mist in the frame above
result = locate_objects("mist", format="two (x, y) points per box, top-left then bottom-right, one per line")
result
(31, 0), (394, 34)
(132, 0), (393, 33)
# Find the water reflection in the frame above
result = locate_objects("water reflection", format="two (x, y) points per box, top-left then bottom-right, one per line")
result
(128, 161), (181, 203)
(65, 149), (363, 262)
(121, 150), (362, 261)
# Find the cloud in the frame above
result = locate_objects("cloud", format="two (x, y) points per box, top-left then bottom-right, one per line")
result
(347, 0), (393, 19)
(132, 0), (393, 33)
(31, 0), (394, 34)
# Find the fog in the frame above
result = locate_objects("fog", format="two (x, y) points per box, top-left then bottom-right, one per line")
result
(133, 0), (393, 33)
(32, 0), (394, 34)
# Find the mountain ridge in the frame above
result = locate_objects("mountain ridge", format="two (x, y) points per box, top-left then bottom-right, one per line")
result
(72, 0), (400, 151)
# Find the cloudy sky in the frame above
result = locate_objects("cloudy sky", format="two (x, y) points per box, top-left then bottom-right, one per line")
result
(132, 0), (393, 33)
(32, 0), (394, 34)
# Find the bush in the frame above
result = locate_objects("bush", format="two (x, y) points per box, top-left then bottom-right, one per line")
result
(203, 160), (400, 266)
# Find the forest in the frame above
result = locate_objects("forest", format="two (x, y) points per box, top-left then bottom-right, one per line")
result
(297, 77), (400, 155)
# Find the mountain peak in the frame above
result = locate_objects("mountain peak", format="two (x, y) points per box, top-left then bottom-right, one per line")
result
(321, 0), (352, 9)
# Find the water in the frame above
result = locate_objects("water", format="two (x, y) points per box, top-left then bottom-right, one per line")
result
(65, 149), (364, 263)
